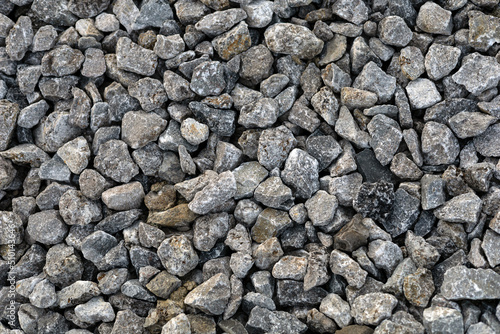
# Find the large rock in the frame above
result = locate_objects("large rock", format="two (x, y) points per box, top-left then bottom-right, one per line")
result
(184, 273), (231, 315)
(264, 23), (324, 59)
(441, 266), (500, 300)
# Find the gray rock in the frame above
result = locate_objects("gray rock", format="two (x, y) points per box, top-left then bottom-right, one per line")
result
(305, 190), (338, 226)
(282, 149), (319, 200)
(75, 297), (115, 323)
(81, 231), (117, 264)
(264, 23), (324, 59)
(331, 0), (368, 25)
(103, 81), (141, 122)
(435, 192), (482, 224)
(193, 213), (230, 251)
(0, 157), (15, 190)
(481, 229), (500, 267)
(473, 123), (500, 157)
(257, 126), (296, 170)
(351, 293), (398, 326)
(288, 102), (321, 133)
(424, 44), (461, 80)
(163, 70), (195, 102)
(190, 61), (226, 97)
(241, 0), (273, 28)
(41, 45), (84, 77)
(246, 306), (308, 334)
(94, 139), (139, 183)
(81, 48), (106, 78)
(334, 107), (371, 149)
(452, 53), (500, 95)
(44, 243), (83, 287)
(276, 279), (328, 307)
(442, 265), (500, 300)
(30, 279), (57, 309)
(121, 110), (167, 149)
(319, 293), (351, 328)
(382, 258), (417, 296)
(157, 235), (199, 276)
(421, 121), (460, 165)
(353, 62), (396, 103)
(367, 114), (402, 166)
(390, 153), (423, 180)
(0, 100), (19, 151)
(423, 306), (464, 334)
(448, 112), (496, 139)
(467, 323), (495, 334)
(58, 280), (101, 308)
(469, 10), (500, 51)
(116, 37), (157, 76)
(188, 171), (236, 214)
(406, 78), (442, 109)
(111, 309), (146, 334)
(6, 16), (33, 61)
(95, 13), (120, 32)
(254, 176), (293, 209)
(212, 22), (251, 61)
(121, 279), (156, 302)
(261, 74), (289, 98)
(239, 44), (274, 86)
(59, 189), (102, 225)
(56, 136), (90, 174)
(154, 33), (184, 60)
(17, 65), (42, 95)
(378, 16), (413, 47)
(213, 141), (242, 173)
(311, 87), (339, 126)
(185, 273), (231, 315)
(102, 182), (145, 211)
(133, 0), (174, 29)
(251, 208), (292, 243)
(39, 154), (71, 182)
(399, 46), (425, 80)
(421, 174), (445, 210)
(27, 210), (68, 245)
(18, 100), (49, 129)
(416, 2), (453, 35)
(329, 250), (367, 288)
(403, 268), (435, 307)
(321, 63), (351, 94)
(128, 78), (168, 112)
(368, 239), (403, 275)
(194, 8), (246, 37)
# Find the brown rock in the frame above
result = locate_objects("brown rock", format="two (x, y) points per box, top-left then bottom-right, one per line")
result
(147, 204), (198, 230)
(145, 182), (177, 211)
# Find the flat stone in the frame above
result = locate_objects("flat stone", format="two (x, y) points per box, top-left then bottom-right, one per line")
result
(441, 266), (500, 300)
(102, 182), (145, 211)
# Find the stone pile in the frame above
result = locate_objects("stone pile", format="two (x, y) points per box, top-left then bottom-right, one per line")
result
(0, 0), (499, 333)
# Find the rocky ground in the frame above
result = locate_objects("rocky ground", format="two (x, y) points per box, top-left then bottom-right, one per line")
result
(0, 0), (500, 333)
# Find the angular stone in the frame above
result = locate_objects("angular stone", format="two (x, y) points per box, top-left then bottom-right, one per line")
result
(241, 1), (273, 28)
(353, 181), (395, 223)
(481, 229), (500, 267)
(282, 149), (319, 200)
(425, 44), (461, 80)
(441, 265), (500, 300)
(264, 23), (324, 59)
(272, 256), (307, 280)
(185, 273), (231, 315)
(254, 176), (293, 209)
(416, 2), (453, 35)
(246, 306), (308, 334)
(190, 61), (226, 97)
(75, 297), (115, 324)
(406, 78), (442, 109)
(378, 16), (413, 47)
(59, 189), (102, 226)
(473, 123), (500, 157)
(351, 293), (397, 326)
(353, 62), (396, 103)
(341, 87), (377, 110)
(421, 122), (460, 165)
(423, 306), (464, 334)
(94, 139), (139, 183)
(382, 188), (420, 237)
(434, 192), (482, 224)
(403, 268), (435, 307)
(212, 21), (251, 61)
(44, 243), (83, 287)
(329, 250), (367, 289)
(27, 210), (68, 245)
(0, 100), (19, 151)
(253, 237), (284, 270)
(321, 63), (351, 94)
(116, 37), (157, 76)
(448, 112), (496, 139)
(56, 136), (90, 174)
(331, 0), (368, 25)
(367, 114), (402, 166)
(452, 53), (500, 95)
(128, 78), (168, 112)
(6, 16), (33, 61)
(251, 208), (292, 243)
(101, 182), (145, 211)
(41, 45), (84, 77)
(157, 235), (199, 276)
(276, 279), (328, 307)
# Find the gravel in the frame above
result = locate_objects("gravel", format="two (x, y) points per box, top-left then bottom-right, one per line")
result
(0, 1), (499, 333)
